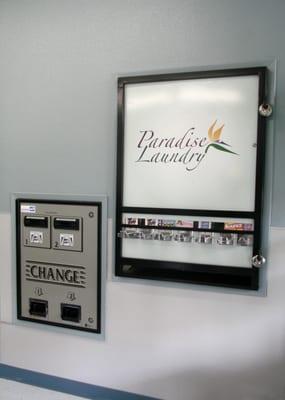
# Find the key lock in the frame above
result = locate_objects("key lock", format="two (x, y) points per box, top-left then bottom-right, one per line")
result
(251, 254), (266, 268)
(258, 103), (273, 117)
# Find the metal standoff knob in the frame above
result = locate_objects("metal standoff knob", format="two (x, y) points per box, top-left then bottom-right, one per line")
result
(259, 103), (273, 117)
(251, 254), (266, 267)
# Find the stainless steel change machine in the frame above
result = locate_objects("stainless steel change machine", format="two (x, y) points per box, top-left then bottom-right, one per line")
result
(16, 199), (103, 333)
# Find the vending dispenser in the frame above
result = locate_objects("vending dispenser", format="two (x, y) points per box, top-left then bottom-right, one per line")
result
(116, 67), (270, 290)
(16, 199), (103, 333)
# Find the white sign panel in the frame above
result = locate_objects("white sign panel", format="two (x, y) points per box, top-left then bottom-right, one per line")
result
(122, 75), (259, 211)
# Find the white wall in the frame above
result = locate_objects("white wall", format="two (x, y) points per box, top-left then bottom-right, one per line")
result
(1, 213), (285, 400)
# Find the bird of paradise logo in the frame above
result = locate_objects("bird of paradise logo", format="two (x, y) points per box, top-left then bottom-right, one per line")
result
(205, 120), (238, 155)
(135, 120), (238, 172)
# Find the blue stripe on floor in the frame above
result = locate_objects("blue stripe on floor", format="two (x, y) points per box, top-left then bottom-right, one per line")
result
(0, 364), (159, 400)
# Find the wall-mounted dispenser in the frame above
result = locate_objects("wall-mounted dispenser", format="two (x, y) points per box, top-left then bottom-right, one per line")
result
(116, 67), (269, 290)
(16, 198), (104, 333)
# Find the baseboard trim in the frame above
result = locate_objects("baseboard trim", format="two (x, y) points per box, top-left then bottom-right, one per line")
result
(0, 364), (158, 400)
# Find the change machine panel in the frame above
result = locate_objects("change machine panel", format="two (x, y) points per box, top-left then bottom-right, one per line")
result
(16, 199), (102, 333)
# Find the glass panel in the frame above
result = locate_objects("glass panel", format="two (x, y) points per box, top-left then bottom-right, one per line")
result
(123, 75), (259, 211)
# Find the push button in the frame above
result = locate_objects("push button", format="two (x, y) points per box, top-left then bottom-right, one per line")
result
(61, 304), (81, 323)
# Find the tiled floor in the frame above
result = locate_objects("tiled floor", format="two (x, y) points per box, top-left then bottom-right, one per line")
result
(0, 378), (85, 400)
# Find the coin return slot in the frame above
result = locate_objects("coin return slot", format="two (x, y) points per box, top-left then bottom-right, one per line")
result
(24, 216), (48, 228)
(29, 299), (48, 317)
(61, 304), (81, 323)
(54, 218), (80, 231)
